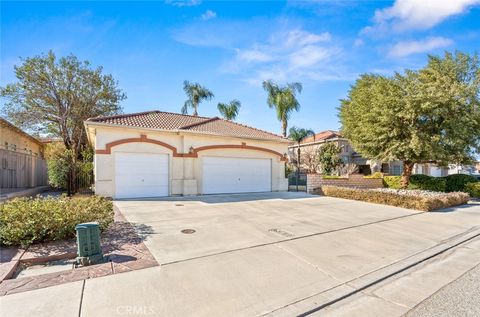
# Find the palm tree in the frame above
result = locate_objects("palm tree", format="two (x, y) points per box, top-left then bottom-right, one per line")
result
(289, 126), (314, 191)
(217, 99), (241, 120)
(182, 80), (214, 116)
(262, 80), (302, 137)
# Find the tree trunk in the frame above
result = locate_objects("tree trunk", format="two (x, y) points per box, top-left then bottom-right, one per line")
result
(193, 103), (198, 116)
(282, 119), (287, 137)
(401, 161), (414, 188)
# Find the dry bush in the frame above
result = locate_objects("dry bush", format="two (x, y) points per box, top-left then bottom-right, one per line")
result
(315, 186), (469, 211)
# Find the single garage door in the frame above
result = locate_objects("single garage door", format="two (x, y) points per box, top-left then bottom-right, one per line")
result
(202, 156), (271, 194)
(115, 152), (169, 198)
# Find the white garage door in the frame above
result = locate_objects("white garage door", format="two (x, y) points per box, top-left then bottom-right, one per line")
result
(115, 152), (169, 198)
(202, 156), (271, 194)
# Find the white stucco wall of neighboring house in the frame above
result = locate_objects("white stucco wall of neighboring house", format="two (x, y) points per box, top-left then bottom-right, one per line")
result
(87, 124), (289, 197)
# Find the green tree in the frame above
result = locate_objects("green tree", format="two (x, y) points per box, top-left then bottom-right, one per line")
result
(318, 142), (343, 175)
(263, 80), (302, 137)
(217, 99), (241, 120)
(339, 51), (480, 187)
(1, 51), (125, 195)
(182, 80), (214, 116)
(289, 126), (314, 191)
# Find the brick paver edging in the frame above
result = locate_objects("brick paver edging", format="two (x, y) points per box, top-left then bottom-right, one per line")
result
(0, 206), (159, 296)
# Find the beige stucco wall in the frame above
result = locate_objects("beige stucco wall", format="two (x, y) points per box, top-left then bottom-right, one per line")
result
(0, 124), (43, 157)
(90, 125), (289, 197)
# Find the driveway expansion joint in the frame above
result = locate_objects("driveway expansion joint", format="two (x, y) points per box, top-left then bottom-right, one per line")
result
(161, 212), (423, 266)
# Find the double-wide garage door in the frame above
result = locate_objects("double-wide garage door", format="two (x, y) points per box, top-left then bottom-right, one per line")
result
(202, 156), (271, 194)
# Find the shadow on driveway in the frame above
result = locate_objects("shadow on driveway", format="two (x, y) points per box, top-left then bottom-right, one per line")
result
(114, 191), (317, 204)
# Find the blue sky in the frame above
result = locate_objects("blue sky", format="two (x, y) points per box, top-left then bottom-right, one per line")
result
(1, 0), (479, 135)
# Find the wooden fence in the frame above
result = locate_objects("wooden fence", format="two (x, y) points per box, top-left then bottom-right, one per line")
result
(0, 149), (48, 188)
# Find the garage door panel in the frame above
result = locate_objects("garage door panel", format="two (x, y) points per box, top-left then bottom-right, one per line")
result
(115, 152), (169, 198)
(202, 156), (271, 194)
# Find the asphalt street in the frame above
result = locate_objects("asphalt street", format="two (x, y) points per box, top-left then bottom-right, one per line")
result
(406, 263), (480, 317)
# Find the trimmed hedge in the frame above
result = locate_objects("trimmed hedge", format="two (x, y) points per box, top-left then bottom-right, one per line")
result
(384, 174), (479, 193)
(444, 174), (479, 192)
(318, 186), (470, 211)
(465, 182), (480, 198)
(0, 195), (114, 246)
(409, 174), (447, 192)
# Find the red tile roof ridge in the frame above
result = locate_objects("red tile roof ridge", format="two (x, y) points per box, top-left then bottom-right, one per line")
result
(179, 116), (220, 129)
(86, 110), (213, 122)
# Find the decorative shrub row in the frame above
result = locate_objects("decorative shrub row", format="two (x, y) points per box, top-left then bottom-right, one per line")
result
(0, 195), (114, 246)
(444, 174), (479, 192)
(318, 186), (470, 211)
(465, 182), (480, 198)
(384, 173), (479, 193)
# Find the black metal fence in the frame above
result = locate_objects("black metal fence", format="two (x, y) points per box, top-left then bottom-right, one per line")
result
(75, 169), (94, 194)
(288, 172), (307, 192)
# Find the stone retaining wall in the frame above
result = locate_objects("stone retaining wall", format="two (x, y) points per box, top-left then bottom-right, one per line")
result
(306, 174), (384, 193)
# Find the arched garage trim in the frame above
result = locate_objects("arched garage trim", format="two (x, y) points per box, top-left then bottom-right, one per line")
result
(189, 143), (287, 161)
(95, 134), (181, 156)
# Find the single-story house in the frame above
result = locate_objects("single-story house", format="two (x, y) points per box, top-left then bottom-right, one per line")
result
(84, 111), (290, 198)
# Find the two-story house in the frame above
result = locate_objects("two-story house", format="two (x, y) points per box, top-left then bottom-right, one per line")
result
(288, 130), (404, 175)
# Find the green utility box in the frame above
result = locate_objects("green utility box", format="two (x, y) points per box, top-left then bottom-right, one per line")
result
(75, 222), (104, 266)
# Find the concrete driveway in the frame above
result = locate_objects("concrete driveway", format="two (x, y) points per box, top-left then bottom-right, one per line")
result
(2, 192), (480, 316)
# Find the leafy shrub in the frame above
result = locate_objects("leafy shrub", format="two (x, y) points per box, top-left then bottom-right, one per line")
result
(408, 174), (446, 192)
(465, 182), (480, 198)
(316, 186), (469, 211)
(0, 195), (113, 246)
(364, 172), (383, 179)
(444, 174), (479, 192)
(384, 176), (402, 189)
(45, 143), (94, 190)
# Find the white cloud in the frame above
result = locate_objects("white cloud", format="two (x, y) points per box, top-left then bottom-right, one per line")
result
(284, 29), (331, 47)
(353, 38), (364, 48)
(289, 45), (332, 68)
(229, 29), (343, 84)
(388, 37), (453, 58)
(165, 0), (201, 7)
(201, 10), (216, 21)
(363, 0), (480, 34)
(237, 49), (273, 62)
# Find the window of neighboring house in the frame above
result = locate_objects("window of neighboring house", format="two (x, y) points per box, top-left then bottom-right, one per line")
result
(4, 142), (8, 150)
(12, 144), (16, 151)
(392, 165), (403, 176)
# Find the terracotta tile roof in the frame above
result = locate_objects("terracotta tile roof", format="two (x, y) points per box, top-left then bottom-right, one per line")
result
(299, 130), (342, 144)
(86, 111), (285, 141)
